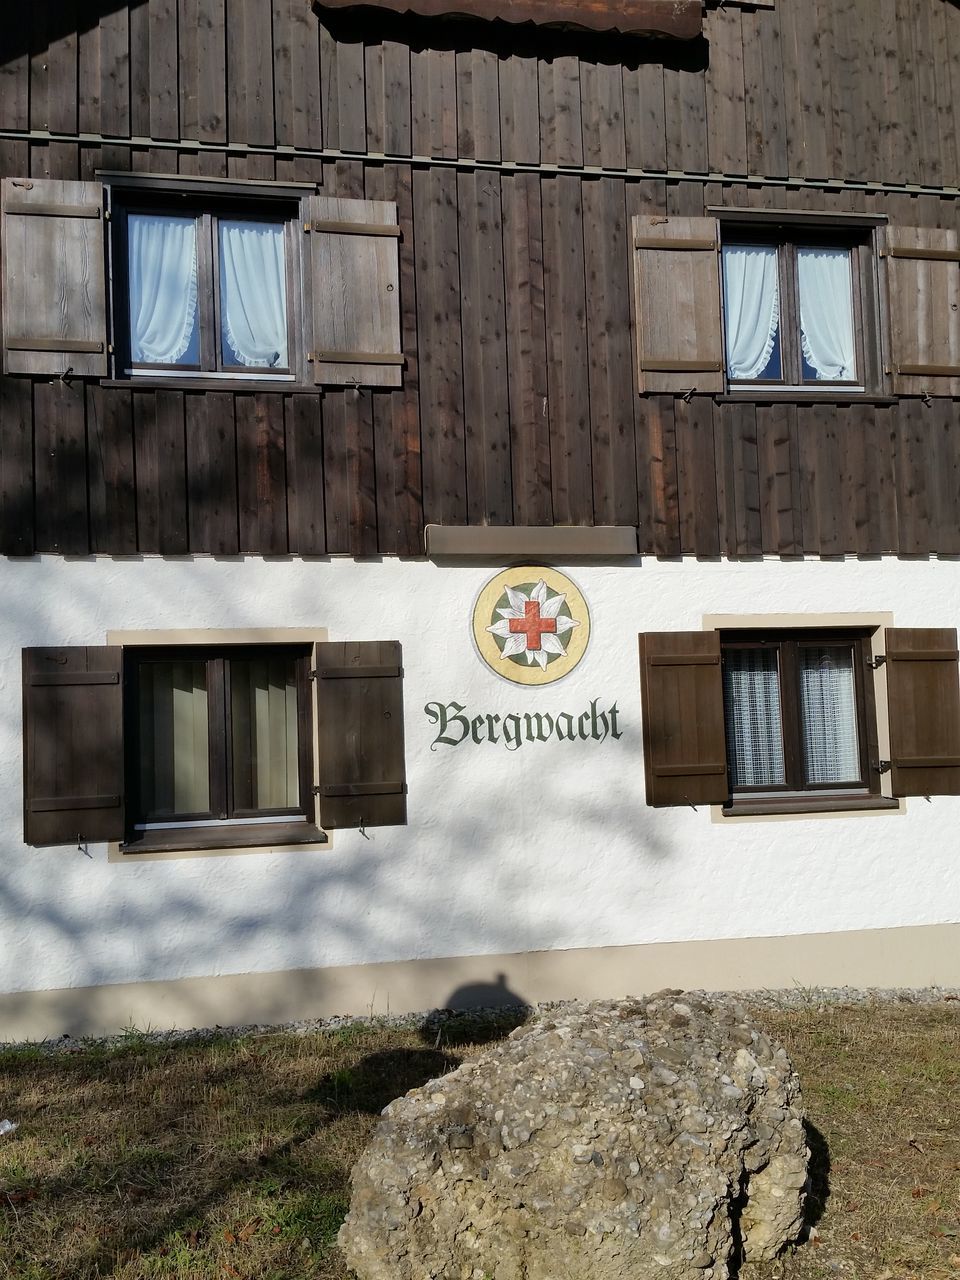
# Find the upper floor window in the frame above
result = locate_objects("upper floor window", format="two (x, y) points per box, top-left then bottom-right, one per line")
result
(721, 236), (860, 388)
(121, 203), (296, 378)
(0, 175), (404, 389)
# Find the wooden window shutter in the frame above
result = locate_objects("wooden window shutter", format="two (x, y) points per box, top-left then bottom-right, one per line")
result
(632, 216), (724, 394)
(2, 178), (108, 377)
(314, 640), (407, 828)
(883, 227), (960, 396)
(306, 196), (403, 388)
(23, 647), (124, 846)
(884, 627), (960, 797)
(638, 631), (728, 807)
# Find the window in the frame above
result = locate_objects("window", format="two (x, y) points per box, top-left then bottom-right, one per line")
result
(638, 623), (960, 814)
(22, 636), (408, 851)
(721, 235), (861, 388)
(1, 176), (404, 388)
(126, 645), (315, 849)
(720, 629), (879, 812)
(119, 201), (296, 378)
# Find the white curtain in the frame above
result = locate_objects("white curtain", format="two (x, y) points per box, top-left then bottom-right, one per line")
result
(722, 244), (781, 380)
(798, 247), (856, 380)
(231, 656), (299, 810)
(128, 214), (199, 364)
(799, 646), (860, 784)
(723, 649), (785, 787)
(219, 220), (288, 368)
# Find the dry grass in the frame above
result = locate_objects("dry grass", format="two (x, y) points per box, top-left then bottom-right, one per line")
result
(0, 1000), (957, 1279)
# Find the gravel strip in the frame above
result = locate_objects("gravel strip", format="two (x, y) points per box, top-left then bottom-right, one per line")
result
(1, 985), (957, 1056)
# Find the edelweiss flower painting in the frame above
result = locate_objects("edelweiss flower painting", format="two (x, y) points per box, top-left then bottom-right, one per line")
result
(472, 566), (591, 686)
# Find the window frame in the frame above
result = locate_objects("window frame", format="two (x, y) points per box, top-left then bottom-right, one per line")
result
(109, 189), (306, 386)
(720, 228), (866, 391)
(718, 626), (890, 816)
(119, 638), (323, 855)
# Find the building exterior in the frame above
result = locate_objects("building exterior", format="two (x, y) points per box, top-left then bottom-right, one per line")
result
(1, 0), (959, 1040)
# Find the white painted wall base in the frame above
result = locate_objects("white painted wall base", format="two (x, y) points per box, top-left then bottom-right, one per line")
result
(1, 922), (957, 1042)
(2, 554), (959, 1025)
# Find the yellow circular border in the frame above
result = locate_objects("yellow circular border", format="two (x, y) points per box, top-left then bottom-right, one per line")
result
(472, 565), (591, 686)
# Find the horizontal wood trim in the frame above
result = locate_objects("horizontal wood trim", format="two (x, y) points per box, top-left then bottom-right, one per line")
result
(308, 351), (405, 365)
(29, 671), (120, 686)
(308, 220), (401, 237)
(708, 207), (887, 227)
(651, 763), (727, 777)
(315, 0), (702, 36)
(649, 654), (722, 666)
(886, 650), (960, 661)
(892, 364), (960, 377)
(320, 781), (406, 796)
(7, 337), (104, 353)
(640, 359), (724, 372)
(425, 524), (639, 556)
(885, 247), (960, 262)
(635, 237), (718, 251)
(29, 794), (121, 812)
(893, 755), (960, 768)
(4, 201), (100, 218)
(99, 170), (317, 198)
(316, 664), (402, 678)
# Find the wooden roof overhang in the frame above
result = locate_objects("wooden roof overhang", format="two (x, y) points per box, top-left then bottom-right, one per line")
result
(314, 0), (701, 38)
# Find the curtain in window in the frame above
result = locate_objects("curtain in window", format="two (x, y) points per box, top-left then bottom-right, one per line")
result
(137, 661), (210, 816)
(219, 220), (288, 368)
(128, 214), (200, 364)
(797, 247), (856, 380)
(231, 656), (299, 810)
(799, 646), (860, 784)
(721, 244), (781, 379)
(723, 649), (786, 787)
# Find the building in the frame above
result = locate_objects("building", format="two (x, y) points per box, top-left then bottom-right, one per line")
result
(1, 0), (959, 1039)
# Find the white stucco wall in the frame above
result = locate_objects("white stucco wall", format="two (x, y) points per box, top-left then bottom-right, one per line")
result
(1, 553), (959, 1000)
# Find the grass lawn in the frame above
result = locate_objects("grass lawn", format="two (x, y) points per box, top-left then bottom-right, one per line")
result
(0, 999), (957, 1279)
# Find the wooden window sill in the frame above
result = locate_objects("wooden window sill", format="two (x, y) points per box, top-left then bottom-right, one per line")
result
(121, 822), (328, 853)
(100, 378), (321, 394)
(721, 795), (899, 817)
(715, 392), (896, 405)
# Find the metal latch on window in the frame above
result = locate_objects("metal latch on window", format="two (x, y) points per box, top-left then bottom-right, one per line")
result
(874, 760), (891, 775)
(866, 655), (886, 669)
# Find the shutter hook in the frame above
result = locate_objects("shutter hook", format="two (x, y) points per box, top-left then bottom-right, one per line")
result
(77, 833), (92, 858)
(681, 388), (695, 403)
(921, 391), (932, 407)
(60, 366), (74, 386)
(359, 816), (371, 840)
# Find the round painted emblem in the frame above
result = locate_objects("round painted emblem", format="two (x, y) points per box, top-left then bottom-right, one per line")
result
(472, 565), (590, 686)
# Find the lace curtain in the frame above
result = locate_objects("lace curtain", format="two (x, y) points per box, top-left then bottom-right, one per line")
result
(797, 247), (856, 381)
(721, 244), (781, 380)
(219, 220), (288, 368)
(799, 646), (860, 783)
(128, 214), (199, 364)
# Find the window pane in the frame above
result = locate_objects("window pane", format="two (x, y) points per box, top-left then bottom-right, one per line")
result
(137, 661), (210, 816)
(127, 214), (200, 365)
(799, 646), (860, 784)
(723, 649), (786, 787)
(219, 220), (288, 368)
(797, 247), (856, 381)
(722, 244), (782, 380)
(231, 655), (300, 810)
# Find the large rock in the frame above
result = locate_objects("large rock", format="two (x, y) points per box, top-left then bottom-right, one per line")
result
(339, 993), (809, 1280)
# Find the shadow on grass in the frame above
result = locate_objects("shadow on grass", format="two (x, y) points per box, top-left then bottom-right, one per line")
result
(800, 1118), (831, 1238)
(308, 1047), (463, 1114)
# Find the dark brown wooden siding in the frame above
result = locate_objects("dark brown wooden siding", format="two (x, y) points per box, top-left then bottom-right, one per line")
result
(2, 0), (960, 559)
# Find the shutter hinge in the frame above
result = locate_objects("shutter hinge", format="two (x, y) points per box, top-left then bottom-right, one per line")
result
(866, 654), (886, 669)
(874, 760), (891, 774)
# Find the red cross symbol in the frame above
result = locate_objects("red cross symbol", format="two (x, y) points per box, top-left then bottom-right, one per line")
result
(509, 599), (557, 650)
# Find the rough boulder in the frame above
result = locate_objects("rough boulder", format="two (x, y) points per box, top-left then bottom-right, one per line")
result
(338, 993), (809, 1280)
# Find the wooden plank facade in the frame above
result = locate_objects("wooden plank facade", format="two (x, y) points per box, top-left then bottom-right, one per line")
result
(1, 0), (960, 559)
